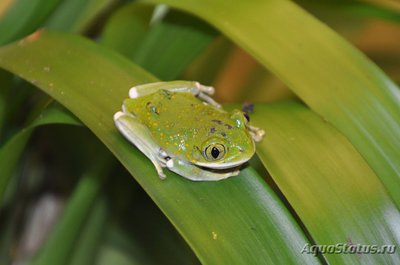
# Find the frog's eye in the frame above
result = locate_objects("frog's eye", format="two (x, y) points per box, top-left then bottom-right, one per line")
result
(204, 144), (226, 160)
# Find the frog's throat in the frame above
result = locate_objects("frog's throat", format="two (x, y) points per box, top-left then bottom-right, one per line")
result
(194, 158), (250, 169)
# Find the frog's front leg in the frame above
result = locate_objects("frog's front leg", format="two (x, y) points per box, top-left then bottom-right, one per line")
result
(247, 125), (265, 142)
(129, 81), (221, 108)
(166, 158), (240, 181)
(114, 111), (169, 179)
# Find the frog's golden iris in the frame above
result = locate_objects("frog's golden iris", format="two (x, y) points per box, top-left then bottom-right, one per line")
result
(204, 143), (226, 161)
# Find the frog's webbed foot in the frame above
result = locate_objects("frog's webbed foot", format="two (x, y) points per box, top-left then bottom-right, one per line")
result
(114, 111), (170, 179)
(193, 82), (222, 108)
(128, 81), (221, 108)
(247, 124), (265, 142)
(166, 157), (240, 181)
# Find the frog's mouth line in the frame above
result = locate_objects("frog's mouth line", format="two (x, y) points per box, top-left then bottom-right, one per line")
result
(194, 158), (250, 169)
(195, 164), (243, 175)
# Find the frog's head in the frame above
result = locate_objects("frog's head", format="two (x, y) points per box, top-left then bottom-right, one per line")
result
(192, 110), (255, 169)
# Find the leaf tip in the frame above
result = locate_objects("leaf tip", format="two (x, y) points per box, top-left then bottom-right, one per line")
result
(18, 28), (45, 46)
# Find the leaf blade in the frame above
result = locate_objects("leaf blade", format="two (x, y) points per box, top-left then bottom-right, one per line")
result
(0, 31), (319, 265)
(0, 105), (81, 204)
(253, 102), (400, 264)
(0, 0), (62, 45)
(144, 0), (400, 208)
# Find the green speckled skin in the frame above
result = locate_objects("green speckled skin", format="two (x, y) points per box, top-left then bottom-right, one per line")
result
(123, 89), (255, 166)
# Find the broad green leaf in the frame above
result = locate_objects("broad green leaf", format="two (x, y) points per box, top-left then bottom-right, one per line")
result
(253, 102), (400, 264)
(45, 0), (92, 31)
(68, 0), (116, 33)
(101, 4), (154, 59)
(145, 0), (400, 208)
(132, 9), (216, 80)
(45, 0), (117, 33)
(0, 0), (62, 45)
(103, 3), (216, 80)
(0, 31), (319, 264)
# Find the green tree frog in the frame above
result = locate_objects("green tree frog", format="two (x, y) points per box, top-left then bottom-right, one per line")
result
(114, 81), (264, 181)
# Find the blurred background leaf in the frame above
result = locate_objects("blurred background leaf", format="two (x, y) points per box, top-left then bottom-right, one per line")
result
(0, 0), (62, 45)
(102, 3), (217, 80)
(45, 0), (118, 33)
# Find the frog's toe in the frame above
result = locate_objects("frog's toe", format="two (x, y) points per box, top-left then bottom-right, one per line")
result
(254, 130), (265, 142)
(158, 171), (167, 180)
(113, 111), (124, 121)
(195, 81), (215, 95)
(231, 169), (240, 176)
(248, 125), (265, 142)
(121, 103), (127, 112)
(129, 87), (139, 98)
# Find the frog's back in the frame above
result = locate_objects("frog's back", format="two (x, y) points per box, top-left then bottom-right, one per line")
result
(126, 90), (225, 124)
(123, 90), (232, 151)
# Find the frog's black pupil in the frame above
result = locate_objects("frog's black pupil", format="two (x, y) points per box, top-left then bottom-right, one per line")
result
(211, 147), (220, 159)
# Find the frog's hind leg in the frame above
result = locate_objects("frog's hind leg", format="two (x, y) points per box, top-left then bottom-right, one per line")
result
(114, 111), (169, 179)
(129, 81), (221, 108)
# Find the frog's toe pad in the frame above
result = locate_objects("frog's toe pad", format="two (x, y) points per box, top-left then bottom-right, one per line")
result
(166, 159), (174, 168)
(129, 87), (139, 98)
(252, 129), (265, 142)
(113, 111), (124, 121)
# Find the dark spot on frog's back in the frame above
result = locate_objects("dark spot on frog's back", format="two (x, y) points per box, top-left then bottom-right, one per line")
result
(193, 145), (201, 153)
(210, 127), (216, 134)
(221, 132), (226, 137)
(211, 119), (222, 124)
(224, 124), (233, 129)
(146, 101), (159, 115)
(160, 89), (172, 100)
